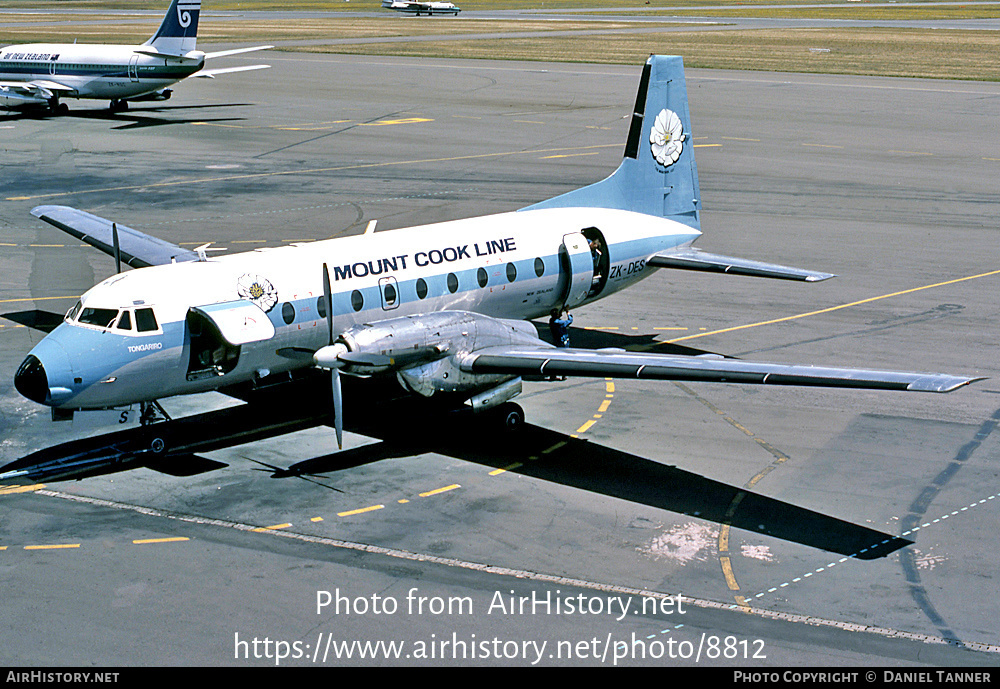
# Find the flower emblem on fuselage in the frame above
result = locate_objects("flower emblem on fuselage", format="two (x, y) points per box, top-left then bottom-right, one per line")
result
(650, 108), (685, 167)
(236, 273), (277, 312)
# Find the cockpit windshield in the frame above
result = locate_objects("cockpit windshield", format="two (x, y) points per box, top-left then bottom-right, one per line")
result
(66, 302), (159, 333)
(78, 307), (119, 329)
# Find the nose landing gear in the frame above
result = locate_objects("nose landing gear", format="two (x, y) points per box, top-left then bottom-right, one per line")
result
(139, 400), (170, 426)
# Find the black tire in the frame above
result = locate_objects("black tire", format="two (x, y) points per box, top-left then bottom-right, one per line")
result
(496, 402), (524, 433)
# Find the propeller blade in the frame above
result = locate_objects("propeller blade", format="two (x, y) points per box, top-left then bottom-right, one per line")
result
(332, 368), (343, 450)
(322, 262), (333, 346)
(112, 222), (121, 274)
(322, 262), (342, 449)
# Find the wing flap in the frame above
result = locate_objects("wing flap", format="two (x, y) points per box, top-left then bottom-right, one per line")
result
(461, 347), (980, 393)
(649, 249), (835, 282)
(31, 205), (199, 268)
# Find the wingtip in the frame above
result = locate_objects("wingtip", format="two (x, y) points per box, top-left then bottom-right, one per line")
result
(907, 375), (986, 393)
(805, 272), (837, 282)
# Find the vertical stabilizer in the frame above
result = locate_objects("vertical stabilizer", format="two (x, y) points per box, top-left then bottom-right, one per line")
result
(144, 0), (201, 55)
(522, 56), (701, 231)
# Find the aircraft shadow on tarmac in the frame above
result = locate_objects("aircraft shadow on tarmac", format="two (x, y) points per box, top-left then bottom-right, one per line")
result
(2, 350), (910, 559)
(0, 102), (253, 130)
(3, 310), (64, 334)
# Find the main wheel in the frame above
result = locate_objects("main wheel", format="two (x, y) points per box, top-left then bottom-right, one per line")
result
(496, 402), (524, 433)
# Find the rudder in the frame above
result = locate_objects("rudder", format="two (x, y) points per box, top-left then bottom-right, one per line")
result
(522, 56), (701, 231)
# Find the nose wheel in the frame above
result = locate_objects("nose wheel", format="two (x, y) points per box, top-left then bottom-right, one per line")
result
(139, 400), (170, 426)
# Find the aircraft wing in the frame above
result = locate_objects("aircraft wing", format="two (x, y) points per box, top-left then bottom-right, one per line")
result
(0, 79), (75, 103)
(191, 64), (270, 79)
(31, 205), (199, 268)
(461, 346), (980, 393)
(648, 248), (835, 282)
(0, 80), (73, 92)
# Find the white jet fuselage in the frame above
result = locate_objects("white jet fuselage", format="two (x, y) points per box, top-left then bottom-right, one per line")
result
(0, 43), (203, 105)
(35, 207), (699, 410)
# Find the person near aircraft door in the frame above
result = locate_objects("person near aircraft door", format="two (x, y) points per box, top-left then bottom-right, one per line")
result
(549, 308), (573, 348)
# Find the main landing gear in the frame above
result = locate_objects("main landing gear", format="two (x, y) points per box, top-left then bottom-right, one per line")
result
(490, 402), (524, 433)
(109, 99), (129, 113)
(47, 98), (69, 115)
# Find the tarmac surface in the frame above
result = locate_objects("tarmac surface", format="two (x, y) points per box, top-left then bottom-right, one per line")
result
(1, 53), (999, 666)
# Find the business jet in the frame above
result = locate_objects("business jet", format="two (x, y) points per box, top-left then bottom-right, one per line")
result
(12, 56), (979, 463)
(382, 0), (461, 15)
(0, 0), (269, 113)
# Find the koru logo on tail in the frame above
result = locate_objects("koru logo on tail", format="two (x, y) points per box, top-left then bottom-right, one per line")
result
(177, 0), (200, 28)
(650, 108), (685, 168)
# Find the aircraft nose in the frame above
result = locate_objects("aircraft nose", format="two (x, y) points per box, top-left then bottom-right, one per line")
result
(14, 354), (49, 405)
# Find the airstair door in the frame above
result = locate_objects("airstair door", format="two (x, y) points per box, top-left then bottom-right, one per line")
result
(560, 232), (594, 309)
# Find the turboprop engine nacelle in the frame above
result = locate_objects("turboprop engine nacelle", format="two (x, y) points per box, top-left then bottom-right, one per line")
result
(314, 311), (544, 398)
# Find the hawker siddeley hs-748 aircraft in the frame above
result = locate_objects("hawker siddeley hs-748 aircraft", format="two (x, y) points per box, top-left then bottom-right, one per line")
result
(0, 0), (269, 113)
(381, 0), (461, 15)
(12, 56), (981, 468)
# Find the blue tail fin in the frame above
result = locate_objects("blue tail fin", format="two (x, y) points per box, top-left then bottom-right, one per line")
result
(144, 0), (201, 55)
(522, 55), (701, 231)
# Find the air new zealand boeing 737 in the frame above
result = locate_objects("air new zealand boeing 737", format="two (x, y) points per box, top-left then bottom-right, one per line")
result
(0, 0), (269, 113)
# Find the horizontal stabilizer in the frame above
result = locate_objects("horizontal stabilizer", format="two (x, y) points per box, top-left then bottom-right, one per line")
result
(191, 64), (270, 79)
(462, 347), (981, 393)
(203, 45), (273, 59)
(31, 205), (199, 268)
(648, 249), (835, 282)
(132, 49), (198, 61)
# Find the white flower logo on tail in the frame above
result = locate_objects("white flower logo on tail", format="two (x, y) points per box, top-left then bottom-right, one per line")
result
(650, 108), (685, 167)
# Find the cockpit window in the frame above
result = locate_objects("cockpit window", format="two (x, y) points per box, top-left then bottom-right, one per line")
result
(135, 308), (158, 333)
(69, 304), (158, 333)
(78, 307), (119, 328)
(66, 301), (82, 322)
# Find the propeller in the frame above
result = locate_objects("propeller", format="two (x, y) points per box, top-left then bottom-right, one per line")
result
(321, 263), (344, 450)
(112, 222), (121, 274)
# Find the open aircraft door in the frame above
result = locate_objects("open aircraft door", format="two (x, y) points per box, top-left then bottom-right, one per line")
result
(186, 299), (275, 381)
(560, 232), (593, 309)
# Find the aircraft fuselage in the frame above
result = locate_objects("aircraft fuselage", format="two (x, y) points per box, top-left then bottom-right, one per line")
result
(22, 207), (699, 411)
(0, 43), (203, 106)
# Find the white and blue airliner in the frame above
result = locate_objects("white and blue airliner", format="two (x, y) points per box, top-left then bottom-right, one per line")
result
(13, 56), (980, 451)
(0, 0), (269, 113)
